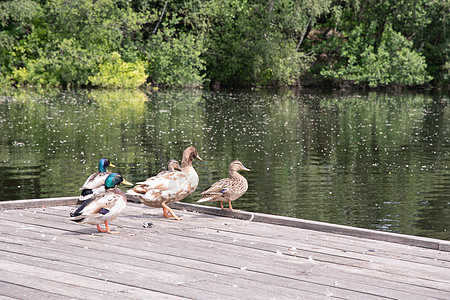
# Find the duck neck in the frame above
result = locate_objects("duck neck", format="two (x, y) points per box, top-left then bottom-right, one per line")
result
(181, 159), (192, 169)
(99, 164), (107, 173)
(182, 164), (195, 174)
(181, 153), (193, 169)
(105, 184), (115, 190)
(229, 170), (243, 180)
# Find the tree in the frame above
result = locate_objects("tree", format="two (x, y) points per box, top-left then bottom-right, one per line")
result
(311, 0), (448, 86)
(320, 23), (432, 86)
(2, 0), (153, 87)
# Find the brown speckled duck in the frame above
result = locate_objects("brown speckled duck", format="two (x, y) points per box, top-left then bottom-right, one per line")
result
(70, 173), (132, 234)
(197, 160), (250, 210)
(127, 147), (203, 220)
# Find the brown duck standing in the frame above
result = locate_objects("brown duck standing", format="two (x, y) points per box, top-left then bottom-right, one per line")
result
(197, 160), (250, 210)
(127, 147), (203, 220)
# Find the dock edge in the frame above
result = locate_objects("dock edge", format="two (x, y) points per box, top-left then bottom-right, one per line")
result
(1, 196), (448, 252)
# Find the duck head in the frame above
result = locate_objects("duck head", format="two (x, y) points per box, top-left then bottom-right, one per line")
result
(229, 160), (250, 174)
(98, 158), (116, 172)
(105, 173), (133, 189)
(181, 147), (203, 168)
(167, 159), (182, 171)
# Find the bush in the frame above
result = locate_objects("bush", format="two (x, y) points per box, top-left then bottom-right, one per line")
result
(203, 1), (316, 86)
(147, 30), (206, 87)
(321, 23), (432, 87)
(89, 52), (148, 88)
(16, 38), (101, 86)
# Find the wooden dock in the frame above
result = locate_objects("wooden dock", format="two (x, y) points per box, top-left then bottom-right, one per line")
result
(0, 197), (449, 299)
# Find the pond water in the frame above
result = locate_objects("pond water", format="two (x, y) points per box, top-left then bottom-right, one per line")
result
(0, 88), (448, 240)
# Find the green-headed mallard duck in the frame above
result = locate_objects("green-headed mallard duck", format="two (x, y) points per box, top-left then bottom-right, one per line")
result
(197, 160), (250, 210)
(70, 173), (132, 234)
(127, 147), (203, 220)
(79, 158), (116, 202)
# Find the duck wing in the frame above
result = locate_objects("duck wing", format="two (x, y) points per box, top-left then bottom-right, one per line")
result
(79, 185), (106, 201)
(127, 171), (197, 205)
(133, 171), (195, 192)
(80, 172), (111, 190)
(201, 178), (231, 195)
(71, 189), (124, 218)
(127, 172), (172, 197)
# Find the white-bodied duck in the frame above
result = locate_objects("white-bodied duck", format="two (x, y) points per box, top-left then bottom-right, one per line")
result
(127, 147), (203, 220)
(70, 173), (132, 234)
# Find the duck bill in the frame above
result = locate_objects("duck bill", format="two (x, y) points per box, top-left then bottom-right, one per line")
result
(196, 155), (204, 162)
(109, 163), (117, 168)
(122, 179), (133, 186)
(241, 166), (250, 171)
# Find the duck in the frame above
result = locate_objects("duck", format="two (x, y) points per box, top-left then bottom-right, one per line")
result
(157, 159), (181, 176)
(69, 173), (132, 234)
(132, 159), (181, 194)
(197, 160), (250, 210)
(127, 147), (203, 220)
(79, 158), (116, 202)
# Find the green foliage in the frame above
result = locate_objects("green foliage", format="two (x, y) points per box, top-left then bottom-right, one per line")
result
(88, 52), (148, 88)
(0, 0), (43, 80)
(314, 0), (448, 86)
(19, 38), (102, 86)
(0, 0), (447, 87)
(321, 23), (432, 86)
(252, 38), (314, 86)
(147, 30), (206, 87)
(201, 0), (325, 86)
(444, 61), (450, 83)
(1, 0), (153, 87)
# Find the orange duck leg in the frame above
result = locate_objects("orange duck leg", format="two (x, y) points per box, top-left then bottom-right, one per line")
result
(162, 202), (182, 220)
(96, 221), (120, 234)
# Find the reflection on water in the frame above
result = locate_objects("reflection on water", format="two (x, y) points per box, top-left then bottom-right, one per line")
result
(0, 88), (448, 240)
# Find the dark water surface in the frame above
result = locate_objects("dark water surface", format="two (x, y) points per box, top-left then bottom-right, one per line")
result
(1, 88), (448, 240)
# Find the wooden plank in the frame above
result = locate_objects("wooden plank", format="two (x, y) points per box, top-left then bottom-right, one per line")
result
(0, 279), (65, 300)
(189, 224), (450, 267)
(171, 202), (450, 252)
(0, 197), (78, 210)
(5, 203), (450, 274)
(0, 268), (115, 300)
(0, 216), (391, 299)
(3, 204), (450, 284)
(46, 204), (450, 271)
(0, 221), (341, 299)
(28, 204), (450, 270)
(171, 226), (450, 273)
(1, 207), (448, 299)
(0, 201), (449, 299)
(36, 203), (450, 262)
(0, 213), (330, 298)
(0, 242), (227, 299)
(7, 197), (448, 252)
(0, 235), (327, 299)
